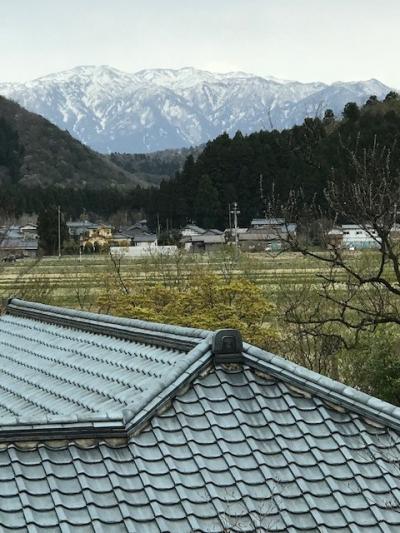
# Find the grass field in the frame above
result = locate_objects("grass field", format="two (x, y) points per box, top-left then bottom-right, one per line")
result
(0, 249), (346, 310)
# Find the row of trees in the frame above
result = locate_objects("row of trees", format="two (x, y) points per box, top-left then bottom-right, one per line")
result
(0, 184), (148, 220)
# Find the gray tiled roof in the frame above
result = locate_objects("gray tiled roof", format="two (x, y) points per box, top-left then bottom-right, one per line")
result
(133, 233), (157, 242)
(0, 365), (399, 532)
(0, 299), (399, 531)
(0, 239), (38, 250)
(0, 313), (189, 418)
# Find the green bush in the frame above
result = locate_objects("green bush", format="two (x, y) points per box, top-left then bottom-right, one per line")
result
(340, 326), (400, 405)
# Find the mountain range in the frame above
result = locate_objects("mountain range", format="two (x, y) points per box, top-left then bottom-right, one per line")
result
(0, 66), (393, 153)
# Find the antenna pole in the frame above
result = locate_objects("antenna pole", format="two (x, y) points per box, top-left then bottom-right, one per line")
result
(230, 202), (240, 259)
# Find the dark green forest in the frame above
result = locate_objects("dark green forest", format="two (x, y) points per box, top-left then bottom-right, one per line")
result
(145, 92), (400, 229)
(109, 145), (203, 186)
(1, 92), (400, 226)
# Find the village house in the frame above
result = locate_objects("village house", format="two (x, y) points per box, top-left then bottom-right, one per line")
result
(19, 223), (38, 240)
(120, 223), (158, 248)
(0, 238), (38, 258)
(182, 227), (225, 252)
(67, 220), (134, 251)
(238, 229), (282, 251)
(0, 298), (399, 531)
(180, 218), (297, 253)
(232, 218), (296, 252)
(327, 225), (381, 250)
(342, 224), (381, 249)
(67, 220), (112, 240)
(250, 217), (297, 236)
(0, 224), (38, 258)
(180, 223), (207, 238)
(189, 230), (226, 252)
(132, 232), (158, 247)
(0, 224), (38, 241)
(109, 229), (159, 258)
(109, 233), (132, 247)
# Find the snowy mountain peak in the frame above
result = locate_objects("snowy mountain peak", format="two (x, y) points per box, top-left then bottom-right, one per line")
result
(0, 66), (393, 153)
(24, 65), (137, 90)
(134, 66), (261, 89)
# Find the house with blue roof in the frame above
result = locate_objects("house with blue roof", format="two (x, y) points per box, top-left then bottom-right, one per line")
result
(0, 298), (399, 531)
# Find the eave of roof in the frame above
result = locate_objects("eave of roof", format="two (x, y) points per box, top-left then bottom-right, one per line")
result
(243, 343), (400, 432)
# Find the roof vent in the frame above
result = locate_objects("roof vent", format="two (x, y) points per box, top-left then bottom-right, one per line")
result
(212, 329), (243, 364)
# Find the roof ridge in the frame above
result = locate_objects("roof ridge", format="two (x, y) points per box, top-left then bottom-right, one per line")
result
(244, 343), (400, 431)
(7, 299), (210, 350)
(124, 338), (213, 434)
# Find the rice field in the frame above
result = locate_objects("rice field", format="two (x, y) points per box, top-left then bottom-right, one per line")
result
(0, 249), (352, 309)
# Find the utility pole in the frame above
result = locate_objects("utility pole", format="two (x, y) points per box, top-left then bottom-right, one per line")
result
(228, 203), (232, 232)
(156, 213), (161, 236)
(57, 205), (61, 259)
(230, 202), (240, 259)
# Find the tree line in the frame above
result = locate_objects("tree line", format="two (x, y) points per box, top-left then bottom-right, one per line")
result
(145, 91), (400, 230)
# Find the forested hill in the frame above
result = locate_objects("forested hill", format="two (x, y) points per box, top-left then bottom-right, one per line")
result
(0, 96), (150, 189)
(145, 93), (400, 229)
(109, 145), (204, 186)
(2, 92), (400, 223)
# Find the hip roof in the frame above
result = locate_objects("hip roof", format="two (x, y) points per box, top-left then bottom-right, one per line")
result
(0, 299), (399, 530)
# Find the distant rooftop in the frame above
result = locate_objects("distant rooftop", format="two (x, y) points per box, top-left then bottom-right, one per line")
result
(182, 223), (206, 234)
(0, 239), (38, 250)
(251, 217), (286, 226)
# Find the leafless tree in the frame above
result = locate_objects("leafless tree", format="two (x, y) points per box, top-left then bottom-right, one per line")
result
(272, 135), (400, 352)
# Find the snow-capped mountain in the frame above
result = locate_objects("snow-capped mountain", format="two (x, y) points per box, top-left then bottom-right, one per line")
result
(0, 66), (392, 153)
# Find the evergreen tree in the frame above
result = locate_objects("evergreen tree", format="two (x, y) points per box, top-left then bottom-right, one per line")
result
(0, 117), (23, 181)
(384, 91), (399, 102)
(343, 102), (361, 121)
(194, 174), (221, 228)
(37, 206), (69, 255)
(365, 95), (379, 106)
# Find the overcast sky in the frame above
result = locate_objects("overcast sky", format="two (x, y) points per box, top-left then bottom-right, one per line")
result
(2, 0), (399, 87)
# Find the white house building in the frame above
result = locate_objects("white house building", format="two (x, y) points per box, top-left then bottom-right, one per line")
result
(328, 225), (381, 249)
(342, 225), (381, 249)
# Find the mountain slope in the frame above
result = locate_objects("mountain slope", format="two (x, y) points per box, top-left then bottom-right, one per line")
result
(0, 66), (393, 153)
(109, 145), (204, 186)
(0, 95), (150, 188)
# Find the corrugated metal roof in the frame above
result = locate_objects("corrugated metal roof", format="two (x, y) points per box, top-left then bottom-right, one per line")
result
(0, 299), (399, 531)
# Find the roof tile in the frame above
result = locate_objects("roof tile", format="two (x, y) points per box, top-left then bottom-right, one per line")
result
(0, 301), (399, 530)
